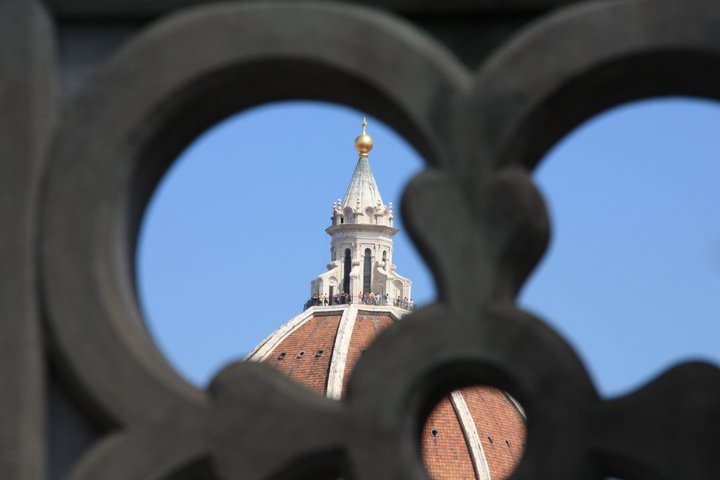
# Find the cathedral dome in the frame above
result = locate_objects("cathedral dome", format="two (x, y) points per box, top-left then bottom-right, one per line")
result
(246, 118), (525, 478)
(246, 303), (526, 479)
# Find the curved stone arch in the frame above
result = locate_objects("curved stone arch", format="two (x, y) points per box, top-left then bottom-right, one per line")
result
(460, 0), (720, 176)
(40, 2), (469, 478)
(345, 304), (597, 480)
(43, 0), (467, 427)
(31, 1), (720, 479)
(69, 429), (208, 480)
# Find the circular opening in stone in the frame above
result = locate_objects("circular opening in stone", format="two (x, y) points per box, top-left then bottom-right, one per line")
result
(136, 100), (435, 388)
(521, 96), (720, 396)
(422, 387), (526, 480)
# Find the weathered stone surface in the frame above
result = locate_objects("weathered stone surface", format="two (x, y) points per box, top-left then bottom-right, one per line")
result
(0, 1), (54, 478)
(0, 1), (717, 479)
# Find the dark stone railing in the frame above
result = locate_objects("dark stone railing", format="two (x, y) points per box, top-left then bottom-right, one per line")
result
(2, 1), (718, 479)
(304, 294), (414, 311)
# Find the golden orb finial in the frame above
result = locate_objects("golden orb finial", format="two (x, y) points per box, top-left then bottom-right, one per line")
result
(354, 116), (373, 158)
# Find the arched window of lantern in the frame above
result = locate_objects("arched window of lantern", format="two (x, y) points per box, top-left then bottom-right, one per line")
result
(363, 248), (372, 293)
(343, 248), (351, 293)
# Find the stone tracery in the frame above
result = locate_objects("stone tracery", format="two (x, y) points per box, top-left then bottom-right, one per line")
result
(2, 0), (719, 479)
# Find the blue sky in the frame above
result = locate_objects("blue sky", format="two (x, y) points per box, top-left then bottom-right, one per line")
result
(137, 98), (719, 397)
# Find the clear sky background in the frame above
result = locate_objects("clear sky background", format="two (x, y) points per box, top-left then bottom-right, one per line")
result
(137, 98), (719, 397)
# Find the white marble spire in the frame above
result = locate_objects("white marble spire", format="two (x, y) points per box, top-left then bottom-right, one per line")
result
(341, 156), (384, 212)
(333, 118), (393, 227)
(310, 117), (412, 303)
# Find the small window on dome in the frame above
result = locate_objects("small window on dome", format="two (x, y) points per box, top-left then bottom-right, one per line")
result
(430, 429), (439, 438)
(277, 352), (286, 361)
(488, 436), (493, 444)
(315, 350), (324, 358)
(340, 216), (344, 224)
(297, 351), (305, 358)
(505, 440), (510, 447)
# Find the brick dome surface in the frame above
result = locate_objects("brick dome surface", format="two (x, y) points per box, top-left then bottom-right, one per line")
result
(247, 304), (525, 479)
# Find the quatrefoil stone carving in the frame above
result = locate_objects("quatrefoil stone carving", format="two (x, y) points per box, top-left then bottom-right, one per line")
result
(32, 1), (720, 479)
